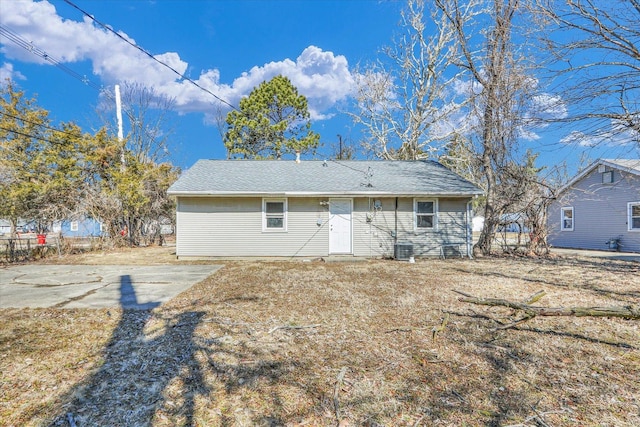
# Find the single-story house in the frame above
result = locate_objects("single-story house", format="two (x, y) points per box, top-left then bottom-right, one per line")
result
(547, 159), (640, 252)
(167, 159), (482, 259)
(0, 219), (36, 235)
(473, 214), (530, 233)
(51, 216), (104, 237)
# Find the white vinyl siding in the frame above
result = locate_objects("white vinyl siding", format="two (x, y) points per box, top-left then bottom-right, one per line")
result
(353, 197), (469, 258)
(629, 202), (640, 231)
(561, 207), (574, 231)
(175, 196), (473, 258)
(175, 197), (328, 257)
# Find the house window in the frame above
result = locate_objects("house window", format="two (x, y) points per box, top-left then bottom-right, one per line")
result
(561, 207), (574, 231)
(414, 199), (437, 230)
(70, 221), (79, 232)
(263, 198), (287, 231)
(629, 202), (640, 231)
(602, 171), (614, 184)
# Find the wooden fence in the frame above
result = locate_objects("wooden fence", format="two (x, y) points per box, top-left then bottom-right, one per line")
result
(0, 234), (108, 263)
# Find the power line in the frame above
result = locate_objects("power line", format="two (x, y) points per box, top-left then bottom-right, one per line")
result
(61, 0), (239, 112)
(1, 9), (240, 149)
(0, 110), (84, 140)
(0, 26), (176, 153)
(0, 25), (104, 93)
(0, 125), (66, 146)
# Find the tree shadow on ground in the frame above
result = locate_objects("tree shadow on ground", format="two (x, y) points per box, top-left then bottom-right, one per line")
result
(45, 275), (301, 426)
(47, 275), (207, 426)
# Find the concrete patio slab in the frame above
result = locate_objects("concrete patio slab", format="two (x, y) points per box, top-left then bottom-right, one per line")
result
(0, 265), (222, 309)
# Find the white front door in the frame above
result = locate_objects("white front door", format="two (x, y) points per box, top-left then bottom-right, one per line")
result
(329, 199), (352, 254)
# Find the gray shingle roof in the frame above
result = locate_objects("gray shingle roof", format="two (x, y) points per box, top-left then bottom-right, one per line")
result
(168, 160), (482, 197)
(601, 159), (640, 174)
(558, 158), (640, 194)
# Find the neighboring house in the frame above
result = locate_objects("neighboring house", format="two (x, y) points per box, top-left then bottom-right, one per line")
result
(497, 213), (529, 233)
(472, 216), (484, 232)
(547, 159), (640, 253)
(473, 214), (530, 233)
(0, 219), (13, 235)
(0, 219), (35, 235)
(52, 217), (104, 237)
(168, 160), (482, 259)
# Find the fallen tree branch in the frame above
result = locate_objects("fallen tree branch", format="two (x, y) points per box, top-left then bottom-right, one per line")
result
(523, 290), (546, 305)
(334, 366), (348, 426)
(268, 324), (321, 334)
(385, 326), (430, 333)
(431, 312), (450, 341)
(453, 290), (640, 321)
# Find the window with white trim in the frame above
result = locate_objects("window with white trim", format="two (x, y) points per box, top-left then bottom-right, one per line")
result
(414, 199), (437, 230)
(629, 202), (640, 231)
(263, 198), (287, 231)
(561, 207), (574, 231)
(70, 221), (79, 232)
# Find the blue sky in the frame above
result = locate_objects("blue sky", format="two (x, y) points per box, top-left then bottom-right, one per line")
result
(1, 0), (638, 174)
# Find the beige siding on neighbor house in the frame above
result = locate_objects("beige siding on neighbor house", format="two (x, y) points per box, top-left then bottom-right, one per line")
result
(176, 196), (472, 258)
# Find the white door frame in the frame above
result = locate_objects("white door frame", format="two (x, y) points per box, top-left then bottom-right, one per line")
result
(329, 198), (353, 254)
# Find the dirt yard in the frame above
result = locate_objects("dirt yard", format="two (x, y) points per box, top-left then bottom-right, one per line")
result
(1, 247), (639, 426)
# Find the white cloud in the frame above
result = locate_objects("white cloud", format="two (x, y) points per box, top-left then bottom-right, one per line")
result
(0, 63), (25, 85)
(0, 1), (354, 121)
(560, 119), (639, 147)
(528, 93), (568, 121)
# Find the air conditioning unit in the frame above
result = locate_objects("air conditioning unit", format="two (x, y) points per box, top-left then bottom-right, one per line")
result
(394, 243), (413, 260)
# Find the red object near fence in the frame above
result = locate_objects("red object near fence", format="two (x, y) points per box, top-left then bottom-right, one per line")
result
(37, 234), (46, 245)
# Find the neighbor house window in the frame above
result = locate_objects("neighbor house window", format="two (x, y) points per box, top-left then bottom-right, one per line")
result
(263, 198), (287, 231)
(70, 221), (79, 232)
(602, 171), (614, 184)
(414, 199), (437, 230)
(629, 202), (640, 231)
(561, 207), (574, 231)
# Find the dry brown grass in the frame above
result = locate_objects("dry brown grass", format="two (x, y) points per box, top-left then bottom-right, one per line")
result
(1, 248), (639, 426)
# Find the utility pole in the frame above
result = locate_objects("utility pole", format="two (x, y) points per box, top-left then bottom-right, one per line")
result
(115, 84), (125, 169)
(114, 85), (129, 242)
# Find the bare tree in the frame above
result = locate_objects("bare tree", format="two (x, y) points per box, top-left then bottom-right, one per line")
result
(436, 0), (543, 255)
(536, 0), (640, 148)
(350, 0), (472, 160)
(329, 134), (357, 160)
(94, 83), (179, 246)
(97, 82), (176, 164)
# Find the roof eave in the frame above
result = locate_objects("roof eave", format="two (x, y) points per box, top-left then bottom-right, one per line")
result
(556, 159), (640, 195)
(168, 190), (482, 198)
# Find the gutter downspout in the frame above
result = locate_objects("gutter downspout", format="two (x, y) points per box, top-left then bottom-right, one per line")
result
(395, 197), (398, 248)
(369, 198), (373, 259)
(466, 199), (473, 259)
